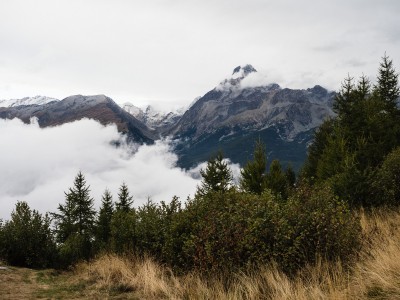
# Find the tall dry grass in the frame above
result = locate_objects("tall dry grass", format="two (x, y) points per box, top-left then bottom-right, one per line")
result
(75, 208), (400, 299)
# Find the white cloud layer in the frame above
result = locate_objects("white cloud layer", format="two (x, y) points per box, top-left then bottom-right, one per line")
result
(0, 118), (207, 220)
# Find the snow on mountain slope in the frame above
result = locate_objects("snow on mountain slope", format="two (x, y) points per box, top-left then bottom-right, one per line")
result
(122, 102), (184, 131)
(0, 96), (59, 107)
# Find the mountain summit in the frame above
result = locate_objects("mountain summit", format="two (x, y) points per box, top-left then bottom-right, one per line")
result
(218, 64), (258, 89)
(232, 64), (257, 77)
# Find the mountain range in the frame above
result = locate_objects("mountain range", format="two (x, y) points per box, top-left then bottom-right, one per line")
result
(0, 65), (335, 170)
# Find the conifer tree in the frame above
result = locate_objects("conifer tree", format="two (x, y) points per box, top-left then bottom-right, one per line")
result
(95, 189), (114, 249)
(304, 54), (400, 205)
(240, 139), (267, 194)
(265, 160), (287, 198)
(115, 182), (133, 212)
(197, 151), (233, 196)
(71, 172), (95, 236)
(333, 75), (356, 122)
(53, 190), (77, 243)
(375, 53), (400, 112)
(53, 171), (95, 262)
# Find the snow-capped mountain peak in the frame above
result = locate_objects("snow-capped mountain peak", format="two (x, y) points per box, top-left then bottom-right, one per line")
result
(122, 102), (184, 131)
(122, 102), (143, 117)
(0, 96), (59, 107)
(217, 64), (260, 90)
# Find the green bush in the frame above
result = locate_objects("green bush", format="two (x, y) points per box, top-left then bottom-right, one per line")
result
(178, 190), (259, 273)
(57, 233), (90, 268)
(110, 210), (137, 254)
(373, 147), (400, 205)
(134, 199), (164, 258)
(0, 201), (57, 268)
(274, 184), (361, 273)
(173, 184), (360, 275)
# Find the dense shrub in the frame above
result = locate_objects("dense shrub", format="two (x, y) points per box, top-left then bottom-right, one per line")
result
(179, 191), (262, 273)
(373, 147), (400, 205)
(134, 199), (164, 258)
(171, 185), (360, 275)
(0, 201), (57, 268)
(274, 184), (361, 273)
(57, 233), (90, 268)
(110, 210), (137, 254)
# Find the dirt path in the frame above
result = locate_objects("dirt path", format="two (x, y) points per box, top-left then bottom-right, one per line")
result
(0, 265), (51, 299)
(0, 264), (135, 299)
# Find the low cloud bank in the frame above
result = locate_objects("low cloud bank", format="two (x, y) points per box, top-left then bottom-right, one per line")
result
(0, 118), (207, 220)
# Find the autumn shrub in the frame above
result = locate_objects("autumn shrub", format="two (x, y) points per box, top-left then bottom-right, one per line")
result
(373, 146), (400, 205)
(172, 184), (361, 275)
(273, 183), (361, 273)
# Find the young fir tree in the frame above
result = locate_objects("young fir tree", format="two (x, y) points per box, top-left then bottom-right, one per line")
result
(197, 151), (233, 196)
(53, 190), (77, 243)
(240, 139), (267, 194)
(53, 171), (96, 262)
(95, 189), (114, 249)
(115, 182), (133, 212)
(265, 160), (287, 198)
(375, 53), (400, 112)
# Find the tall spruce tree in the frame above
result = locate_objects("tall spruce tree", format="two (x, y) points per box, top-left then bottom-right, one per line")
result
(115, 182), (133, 212)
(53, 190), (77, 243)
(197, 151), (233, 196)
(95, 189), (114, 250)
(240, 139), (267, 194)
(72, 172), (95, 236)
(375, 53), (400, 112)
(53, 171), (95, 262)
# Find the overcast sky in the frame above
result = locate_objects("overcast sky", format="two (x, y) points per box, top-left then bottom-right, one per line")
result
(0, 0), (399, 110)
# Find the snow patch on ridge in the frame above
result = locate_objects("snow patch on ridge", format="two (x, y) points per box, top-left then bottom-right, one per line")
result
(0, 96), (59, 107)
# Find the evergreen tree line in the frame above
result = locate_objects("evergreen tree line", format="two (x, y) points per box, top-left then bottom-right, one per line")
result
(302, 54), (400, 206)
(0, 55), (399, 275)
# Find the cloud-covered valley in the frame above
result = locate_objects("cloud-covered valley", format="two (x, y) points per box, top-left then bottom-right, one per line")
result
(0, 118), (207, 220)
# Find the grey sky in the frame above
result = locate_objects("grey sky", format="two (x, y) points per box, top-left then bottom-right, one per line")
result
(0, 0), (399, 110)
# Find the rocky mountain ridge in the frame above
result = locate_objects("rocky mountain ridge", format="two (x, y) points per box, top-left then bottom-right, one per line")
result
(0, 64), (335, 169)
(170, 65), (334, 142)
(0, 94), (155, 144)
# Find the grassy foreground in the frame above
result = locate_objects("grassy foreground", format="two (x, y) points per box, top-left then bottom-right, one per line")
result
(1, 208), (400, 299)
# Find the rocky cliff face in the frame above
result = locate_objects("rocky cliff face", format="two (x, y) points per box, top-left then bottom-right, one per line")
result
(170, 65), (334, 142)
(168, 65), (335, 169)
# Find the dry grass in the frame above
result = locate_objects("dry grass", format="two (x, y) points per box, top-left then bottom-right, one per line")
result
(74, 207), (400, 299)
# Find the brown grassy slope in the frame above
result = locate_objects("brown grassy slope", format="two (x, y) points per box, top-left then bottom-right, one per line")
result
(75, 208), (400, 299)
(1, 208), (399, 299)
